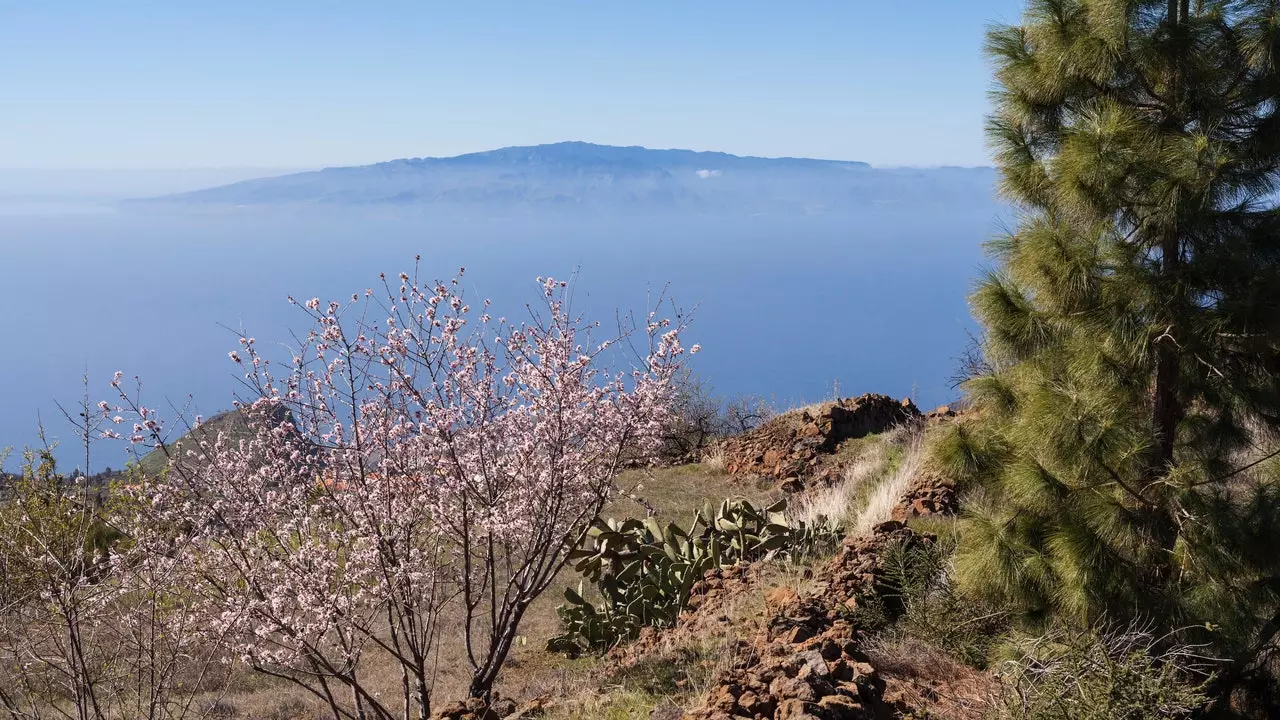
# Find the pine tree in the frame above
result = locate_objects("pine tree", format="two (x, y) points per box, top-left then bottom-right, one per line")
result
(943, 0), (1280, 697)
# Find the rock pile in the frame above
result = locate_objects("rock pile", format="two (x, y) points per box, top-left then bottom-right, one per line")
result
(681, 522), (931, 720)
(719, 394), (920, 491)
(891, 473), (959, 523)
(814, 521), (923, 615)
(684, 562), (768, 615)
(923, 404), (960, 423)
(688, 629), (883, 720)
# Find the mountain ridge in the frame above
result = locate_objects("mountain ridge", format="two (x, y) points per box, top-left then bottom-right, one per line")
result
(367, 140), (875, 169)
(131, 142), (997, 212)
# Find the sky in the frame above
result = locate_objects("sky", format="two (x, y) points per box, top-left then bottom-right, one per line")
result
(1, 1), (1027, 170)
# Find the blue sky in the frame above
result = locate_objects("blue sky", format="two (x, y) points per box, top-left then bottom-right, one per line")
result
(2, 1), (1026, 169)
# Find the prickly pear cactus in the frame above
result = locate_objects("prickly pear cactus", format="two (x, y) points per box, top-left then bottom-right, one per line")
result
(548, 498), (842, 653)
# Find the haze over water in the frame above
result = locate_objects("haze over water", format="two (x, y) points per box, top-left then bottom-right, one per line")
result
(2, 161), (1001, 472)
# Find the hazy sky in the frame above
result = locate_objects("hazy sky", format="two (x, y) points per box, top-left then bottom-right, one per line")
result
(2, 1), (1026, 170)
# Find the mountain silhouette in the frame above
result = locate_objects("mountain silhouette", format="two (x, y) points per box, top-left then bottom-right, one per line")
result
(135, 141), (995, 213)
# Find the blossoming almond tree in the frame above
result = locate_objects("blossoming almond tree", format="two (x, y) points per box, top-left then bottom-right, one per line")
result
(107, 264), (690, 718)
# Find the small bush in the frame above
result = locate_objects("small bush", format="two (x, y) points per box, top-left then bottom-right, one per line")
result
(700, 444), (727, 471)
(659, 372), (775, 462)
(991, 624), (1212, 720)
(884, 539), (1008, 668)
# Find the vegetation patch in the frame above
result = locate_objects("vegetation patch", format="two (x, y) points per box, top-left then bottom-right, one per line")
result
(548, 498), (841, 655)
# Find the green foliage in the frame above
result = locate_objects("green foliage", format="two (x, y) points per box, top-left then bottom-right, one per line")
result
(851, 535), (1009, 669)
(547, 498), (841, 654)
(950, 1), (1280, 703)
(927, 420), (1008, 491)
(0, 448), (119, 602)
(0, 449), (186, 719)
(992, 625), (1212, 720)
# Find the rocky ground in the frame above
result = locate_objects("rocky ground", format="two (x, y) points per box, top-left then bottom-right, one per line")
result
(681, 521), (930, 720)
(718, 393), (921, 493)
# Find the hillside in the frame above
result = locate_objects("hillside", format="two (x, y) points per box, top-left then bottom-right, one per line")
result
(119, 394), (984, 718)
(135, 404), (293, 477)
(130, 142), (996, 213)
(197, 394), (1007, 720)
(2, 388), (1248, 719)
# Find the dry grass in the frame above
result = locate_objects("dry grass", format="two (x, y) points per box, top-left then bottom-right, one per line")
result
(213, 686), (331, 720)
(790, 425), (927, 537)
(854, 429), (925, 536)
(869, 636), (998, 720)
(610, 462), (775, 526)
(699, 444), (726, 472)
(789, 401), (829, 417)
(791, 441), (891, 528)
(541, 639), (730, 720)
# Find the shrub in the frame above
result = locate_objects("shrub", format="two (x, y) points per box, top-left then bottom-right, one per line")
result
(0, 449), (224, 720)
(844, 534), (1008, 670)
(659, 371), (774, 463)
(991, 624), (1212, 720)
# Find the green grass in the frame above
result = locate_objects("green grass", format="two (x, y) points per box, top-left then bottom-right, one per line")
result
(525, 640), (726, 719)
(608, 463), (776, 527)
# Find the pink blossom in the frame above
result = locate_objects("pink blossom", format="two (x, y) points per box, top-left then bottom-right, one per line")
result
(106, 264), (691, 710)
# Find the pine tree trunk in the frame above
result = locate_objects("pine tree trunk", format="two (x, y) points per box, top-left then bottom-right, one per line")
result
(1152, 1), (1185, 478)
(1153, 228), (1182, 474)
(1151, 230), (1183, 564)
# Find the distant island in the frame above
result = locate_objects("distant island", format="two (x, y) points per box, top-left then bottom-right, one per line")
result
(130, 141), (996, 213)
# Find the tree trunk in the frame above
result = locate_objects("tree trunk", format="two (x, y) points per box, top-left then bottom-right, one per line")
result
(467, 601), (526, 701)
(1152, 1), (1185, 479)
(416, 676), (431, 720)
